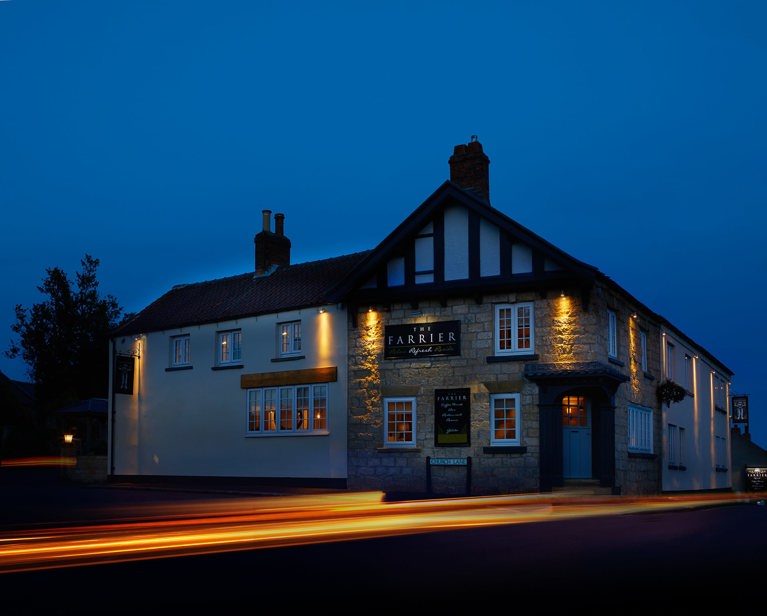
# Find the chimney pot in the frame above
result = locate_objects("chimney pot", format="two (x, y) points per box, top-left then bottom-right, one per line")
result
(275, 213), (285, 236)
(262, 209), (271, 232)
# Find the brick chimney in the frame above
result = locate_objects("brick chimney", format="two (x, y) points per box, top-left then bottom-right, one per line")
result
(448, 135), (490, 202)
(255, 210), (291, 274)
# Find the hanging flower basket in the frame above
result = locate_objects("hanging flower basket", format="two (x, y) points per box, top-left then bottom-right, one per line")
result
(656, 380), (686, 408)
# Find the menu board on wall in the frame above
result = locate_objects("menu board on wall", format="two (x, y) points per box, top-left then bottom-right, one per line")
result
(435, 388), (470, 447)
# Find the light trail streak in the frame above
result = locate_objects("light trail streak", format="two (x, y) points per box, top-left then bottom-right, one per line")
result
(1, 490), (764, 574)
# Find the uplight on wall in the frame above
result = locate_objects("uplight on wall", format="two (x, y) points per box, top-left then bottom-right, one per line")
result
(63, 433), (74, 444)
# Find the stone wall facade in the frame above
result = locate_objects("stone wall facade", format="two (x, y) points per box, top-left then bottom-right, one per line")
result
(346, 283), (664, 496)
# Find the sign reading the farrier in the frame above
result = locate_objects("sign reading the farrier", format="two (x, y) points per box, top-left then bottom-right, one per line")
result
(384, 320), (461, 359)
(434, 387), (470, 447)
(732, 395), (749, 423)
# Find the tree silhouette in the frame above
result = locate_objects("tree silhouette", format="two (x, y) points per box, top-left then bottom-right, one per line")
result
(6, 255), (126, 419)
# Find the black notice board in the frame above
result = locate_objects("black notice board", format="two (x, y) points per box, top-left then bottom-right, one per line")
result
(745, 467), (767, 492)
(435, 388), (470, 447)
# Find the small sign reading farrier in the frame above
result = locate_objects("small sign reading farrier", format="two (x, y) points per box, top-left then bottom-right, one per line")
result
(745, 467), (767, 492)
(435, 387), (470, 447)
(384, 320), (461, 359)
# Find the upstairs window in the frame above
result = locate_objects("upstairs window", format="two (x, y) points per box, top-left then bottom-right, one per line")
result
(665, 340), (675, 381)
(607, 310), (618, 359)
(279, 321), (302, 356)
(217, 330), (241, 365)
(170, 335), (190, 367)
(495, 302), (534, 355)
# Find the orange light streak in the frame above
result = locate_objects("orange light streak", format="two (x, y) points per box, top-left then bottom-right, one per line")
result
(1, 490), (764, 574)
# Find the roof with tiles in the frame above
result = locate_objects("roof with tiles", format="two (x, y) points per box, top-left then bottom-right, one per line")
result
(112, 250), (371, 337)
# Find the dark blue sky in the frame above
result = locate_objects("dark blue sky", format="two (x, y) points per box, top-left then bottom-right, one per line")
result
(2, 1), (765, 446)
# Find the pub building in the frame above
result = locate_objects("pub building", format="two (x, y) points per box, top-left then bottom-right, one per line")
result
(109, 138), (732, 497)
(332, 137), (731, 496)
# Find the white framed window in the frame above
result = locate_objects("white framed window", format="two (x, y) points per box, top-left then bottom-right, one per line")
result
(170, 334), (190, 367)
(607, 310), (617, 359)
(628, 404), (653, 454)
(639, 330), (648, 372)
(384, 397), (416, 447)
(278, 321), (302, 356)
(667, 424), (686, 467)
(217, 329), (241, 365)
(665, 340), (675, 380)
(490, 393), (521, 446)
(495, 302), (534, 355)
(247, 383), (328, 434)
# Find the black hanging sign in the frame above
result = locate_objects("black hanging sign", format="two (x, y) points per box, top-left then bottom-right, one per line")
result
(732, 395), (749, 423)
(434, 387), (470, 447)
(115, 355), (135, 395)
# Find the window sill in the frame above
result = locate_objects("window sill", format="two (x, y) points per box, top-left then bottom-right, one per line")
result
(486, 353), (538, 363)
(211, 364), (244, 371)
(271, 355), (306, 363)
(667, 464), (687, 471)
(715, 406), (727, 415)
(483, 446), (527, 454)
(165, 365), (193, 372)
(376, 447), (421, 453)
(245, 430), (329, 438)
(643, 372), (655, 381)
(628, 451), (656, 459)
(608, 356), (624, 367)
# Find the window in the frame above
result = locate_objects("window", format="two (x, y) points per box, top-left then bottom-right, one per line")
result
(495, 302), (534, 355)
(607, 310), (617, 359)
(414, 222), (434, 284)
(247, 384), (329, 434)
(384, 397), (416, 447)
(628, 404), (653, 454)
(562, 396), (588, 427)
(639, 330), (648, 372)
(667, 424), (685, 468)
(170, 335), (190, 367)
(665, 340), (675, 380)
(217, 330), (241, 365)
(279, 321), (302, 356)
(490, 393), (521, 445)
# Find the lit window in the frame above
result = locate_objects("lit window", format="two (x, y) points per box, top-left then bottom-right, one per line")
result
(562, 396), (589, 427)
(495, 302), (534, 355)
(385, 397), (416, 447)
(247, 384), (329, 435)
(279, 321), (302, 356)
(490, 393), (521, 445)
(607, 310), (617, 359)
(217, 330), (241, 365)
(628, 404), (653, 454)
(170, 334), (190, 367)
